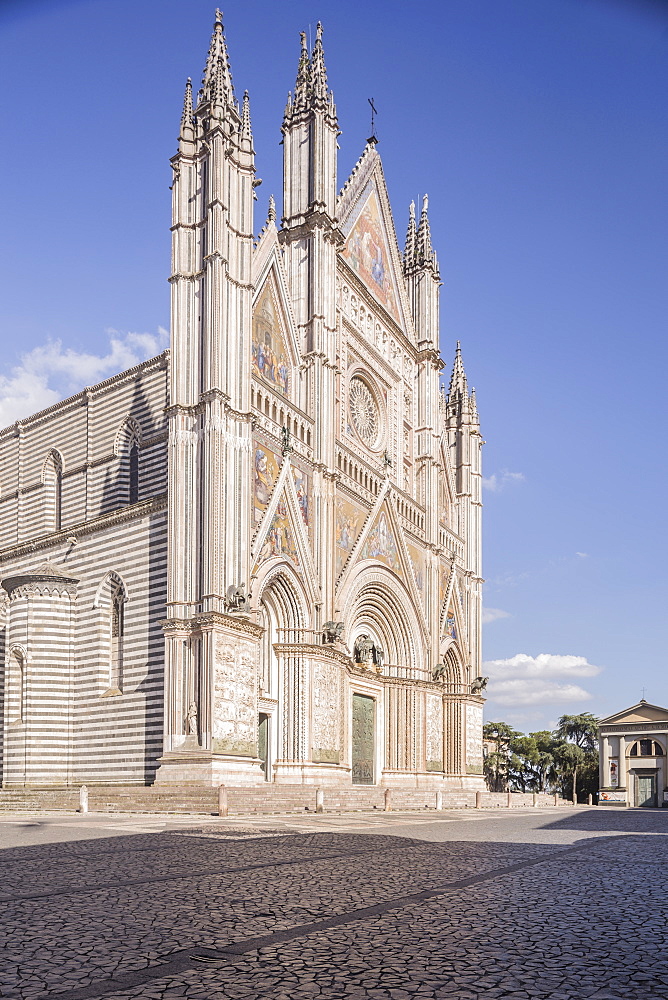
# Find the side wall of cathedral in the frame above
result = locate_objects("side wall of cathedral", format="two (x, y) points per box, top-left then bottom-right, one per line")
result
(0, 356), (168, 785)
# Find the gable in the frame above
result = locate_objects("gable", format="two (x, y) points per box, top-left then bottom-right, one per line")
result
(601, 702), (668, 725)
(252, 275), (294, 397)
(341, 185), (402, 324)
(334, 494), (368, 578)
(251, 457), (317, 590)
(358, 504), (404, 581)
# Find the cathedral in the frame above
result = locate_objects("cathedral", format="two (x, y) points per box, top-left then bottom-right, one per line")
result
(0, 14), (484, 789)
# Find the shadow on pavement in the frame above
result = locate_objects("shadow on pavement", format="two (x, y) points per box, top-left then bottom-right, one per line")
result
(541, 805), (668, 833)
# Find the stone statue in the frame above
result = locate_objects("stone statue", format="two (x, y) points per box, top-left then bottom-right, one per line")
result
(185, 702), (198, 736)
(226, 583), (250, 612)
(471, 676), (488, 694)
(281, 424), (292, 456)
(354, 633), (374, 665)
(373, 643), (385, 670)
(322, 621), (344, 643)
(432, 662), (447, 681)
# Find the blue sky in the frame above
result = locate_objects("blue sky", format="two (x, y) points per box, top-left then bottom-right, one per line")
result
(1, 0), (666, 731)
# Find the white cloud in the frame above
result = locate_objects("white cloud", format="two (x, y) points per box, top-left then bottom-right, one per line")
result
(482, 652), (603, 708)
(482, 607), (511, 625)
(576, 552), (589, 559)
(483, 470), (525, 493)
(487, 679), (593, 707)
(0, 327), (168, 428)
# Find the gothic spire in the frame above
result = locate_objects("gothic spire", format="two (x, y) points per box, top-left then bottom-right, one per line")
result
(403, 200), (417, 273)
(311, 22), (328, 103)
(416, 194), (437, 269)
(448, 341), (469, 399)
(199, 9), (234, 109)
(267, 194), (276, 223)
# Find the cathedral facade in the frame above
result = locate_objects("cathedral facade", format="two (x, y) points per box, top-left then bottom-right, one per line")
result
(0, 15), (484, 789)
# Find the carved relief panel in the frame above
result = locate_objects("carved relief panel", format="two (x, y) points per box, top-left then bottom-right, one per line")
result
(212, 636), (258, 757)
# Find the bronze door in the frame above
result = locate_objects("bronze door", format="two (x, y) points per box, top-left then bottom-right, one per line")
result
(352, 694), (375, 785)
(636, 772), (656, 807)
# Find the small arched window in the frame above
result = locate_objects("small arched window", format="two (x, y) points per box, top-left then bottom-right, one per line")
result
(629, 740), (664, 757)
(14, 649), (26, 722)
(110, 581), (125, 691)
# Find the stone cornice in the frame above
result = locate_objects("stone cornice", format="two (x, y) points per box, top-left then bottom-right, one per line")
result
(601, 722), (668, 734)
(162, 611), (264, 639)
(0, 495), (167, 563)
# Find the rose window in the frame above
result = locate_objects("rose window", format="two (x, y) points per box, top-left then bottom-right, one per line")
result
(349, 376), (379, 446)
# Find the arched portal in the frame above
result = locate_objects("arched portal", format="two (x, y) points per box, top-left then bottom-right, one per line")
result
(342, 567), (426, 780)
(255, 564), (310, 780)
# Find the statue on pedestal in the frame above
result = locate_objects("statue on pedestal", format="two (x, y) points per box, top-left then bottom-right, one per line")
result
(226, 583), (251, 613)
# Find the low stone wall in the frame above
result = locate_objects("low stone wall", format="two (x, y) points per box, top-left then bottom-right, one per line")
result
(0, 784), (570, 816)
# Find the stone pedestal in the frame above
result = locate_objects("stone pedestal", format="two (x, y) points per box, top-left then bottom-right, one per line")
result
(154, 748), (265, 786)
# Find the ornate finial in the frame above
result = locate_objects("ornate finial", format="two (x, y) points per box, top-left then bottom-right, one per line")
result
(241, 89), (252, 136)
(215, 8), (223, 23)
(268, 194), (276, 223)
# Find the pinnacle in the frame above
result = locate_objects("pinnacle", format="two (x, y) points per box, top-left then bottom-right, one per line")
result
(267, 194), (276, 223)
(403, 200), (417, 273)
(448, 341), (469, 399)
(284, 22), (335, 125)
(311, 21), (328, 103)
(416, 192), (437, 269)
(293, 30), (311, 112)
(180, 77), (193, 136)
(241, 89), (252, 136)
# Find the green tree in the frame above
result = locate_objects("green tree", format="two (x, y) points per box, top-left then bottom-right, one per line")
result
(554, 713), (600, 802)
(529, 731), (560, 792)
(483, 722), (520, 791)
(555, 713), (599, 753)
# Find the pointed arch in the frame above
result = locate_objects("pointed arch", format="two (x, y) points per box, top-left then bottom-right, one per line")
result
(9, 643), (27, 723)
(94, 571), (129, 694)
(439, 643), (467, 694)
(42, 449), (64, 532)
(341, 564), (424, 675)
(93, 570), (129, 609)
(114, 416), (142, 505)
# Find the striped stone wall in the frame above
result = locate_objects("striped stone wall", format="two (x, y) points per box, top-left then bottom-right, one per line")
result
(0, 355), (169, 786)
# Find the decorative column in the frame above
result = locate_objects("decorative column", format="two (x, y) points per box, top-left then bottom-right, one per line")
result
(600, 734), (610, 789)
(618, 734), (627, 801)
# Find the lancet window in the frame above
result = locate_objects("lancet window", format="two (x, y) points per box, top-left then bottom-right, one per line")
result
(110, 581), (125, 691)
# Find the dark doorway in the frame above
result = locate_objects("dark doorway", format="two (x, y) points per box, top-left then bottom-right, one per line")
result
(258, 713), (269, 780)
(352, 693), (375, 785)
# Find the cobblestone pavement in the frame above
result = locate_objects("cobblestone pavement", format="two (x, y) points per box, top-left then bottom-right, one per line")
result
(1, 807), (667, 999)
